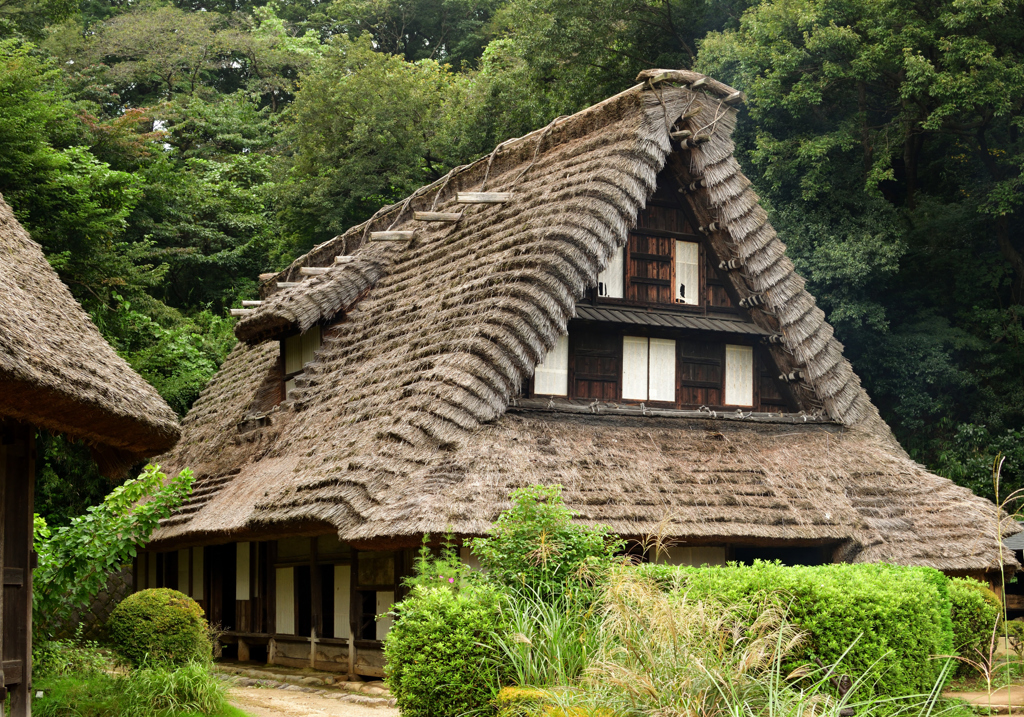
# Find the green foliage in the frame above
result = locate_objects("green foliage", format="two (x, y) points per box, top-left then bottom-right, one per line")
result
(108, 589), (212, 668)
(696, 0), (1024, 483)
(471, 485), (625, 597)
(490, 585), (601, 689)
(33, 464), (195, 639)
(33, 627), (113, 678)
(639, 561), (956, 697)
(280, 33), (480, 250)
(936, 425), (1024, 503)
(949, 578), (1002, 661)
(384, 580), (504, 717)
(34, 661), (231, 717)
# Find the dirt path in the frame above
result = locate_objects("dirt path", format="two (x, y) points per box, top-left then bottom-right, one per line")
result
(229, 686), (400, 717)
(944, 686), (1024, 713)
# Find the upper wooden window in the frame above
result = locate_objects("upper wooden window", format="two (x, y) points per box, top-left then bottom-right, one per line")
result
(282, 326), (322, 396)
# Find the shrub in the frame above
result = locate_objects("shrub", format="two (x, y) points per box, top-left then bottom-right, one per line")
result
(108, 588), (211, 668)
(470, 485), (625, 597)
(384, 582), (504, 717)
(949, 577), (1002, 663)
(33, 627), (112, 678)
(639, 561), (955, 697)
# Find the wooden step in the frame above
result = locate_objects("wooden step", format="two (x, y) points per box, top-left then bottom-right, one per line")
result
(370, 231), (416, 241)
(413, 211), (462, 222)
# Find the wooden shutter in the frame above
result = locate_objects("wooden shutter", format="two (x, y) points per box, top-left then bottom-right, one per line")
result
(757, 350), (792, 412)
(678, 341), (724, 407)
(627, 233), (673, 304)
(571, 330), (620, 400)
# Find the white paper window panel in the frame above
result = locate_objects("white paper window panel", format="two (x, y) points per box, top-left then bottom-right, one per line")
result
(284, 326), (322, 375)
(725, 344), (754, 406)
(376, 591), (395, 640)
(147, 552), (157, 590)
(284, 378), (297, 397)
(534, 334), (568, 396)
(649, 338), (676, 402)
(276, 567), (295, 634)
(178, 549), (190, 595)
(675, 241), (699, 305)
(334, 565), (351, 640)
(236, 542), (250, 600)
(192, 547), (204, 600)
(661, 546), (727, 567)
(621, 336), (649, 400)
(597, 245), (624, 298)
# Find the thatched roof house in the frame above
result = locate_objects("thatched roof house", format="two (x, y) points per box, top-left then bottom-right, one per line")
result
(139, 70), (1015, 678)
(0, 195), (180, 715)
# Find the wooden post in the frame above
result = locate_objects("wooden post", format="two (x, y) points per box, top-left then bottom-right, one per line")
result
(268, 638), (277, 666)
(348, 551), (358, 680)
(310, 538), (320, 670)
(237, 639), (250, 662)
(3, 423), (34, 717)
(0, 438), (7, 704)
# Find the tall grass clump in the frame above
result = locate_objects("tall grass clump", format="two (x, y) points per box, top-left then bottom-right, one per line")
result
(119, 659), (228, 716)
(491, 585), (602, 688)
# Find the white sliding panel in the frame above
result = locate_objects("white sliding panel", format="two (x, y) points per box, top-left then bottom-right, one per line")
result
(300, 326), (322, 367)
(236, 542), (250, 600)
(534, 334), (569, 396)
(649, 338), (676, 402)
(192, 547), (204, 599)
(725, 344), (754, 406)
(675, 241), (700, 305)
(598, 245), (625, 298)
(334, 565), (351, 640)
(622, 336), (649, 400)
(178, 549), (190, 595)
(376, 591), (395, 640)
(276, 567), (295, 634)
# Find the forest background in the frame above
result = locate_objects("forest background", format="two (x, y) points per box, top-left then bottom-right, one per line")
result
(3, 0), (1023, 525)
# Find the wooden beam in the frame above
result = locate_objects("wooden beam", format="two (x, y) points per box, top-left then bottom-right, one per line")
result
(724, 90), (745, 105)
(670, 130), (692, 141)
(335, 255), (355, 264)
(413, 211), (462, 222)
(690, 77), (708, 90)
(276, 282), (300, 289)
(299, 267), (330, 276)
(456, 192), (512, 204)
(258, 273), (277, 281)
(241, 300), (262, 307)
(230, 309), (254, 317)
(369, 231), (415, 241)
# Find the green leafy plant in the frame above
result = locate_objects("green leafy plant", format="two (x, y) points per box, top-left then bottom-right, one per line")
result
(949, 578), (1002, 660)
(471, 485), (625, 598)
(33, 464), (194, 640)
(108, 588), (212, 668)
(384, 573), (505, 717)
(33, 625), (113, 678)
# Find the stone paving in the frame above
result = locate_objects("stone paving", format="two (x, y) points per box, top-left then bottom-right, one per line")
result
(215, 662), (394, 708)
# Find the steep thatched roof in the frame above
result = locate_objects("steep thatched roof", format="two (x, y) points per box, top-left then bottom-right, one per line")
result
(150, 71), (1014, 572)
(0, 195), (180, 473)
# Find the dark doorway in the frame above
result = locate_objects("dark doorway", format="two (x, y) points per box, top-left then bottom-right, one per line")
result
(295, 565), (312, 637)
(320, 566), (335, 638)
(732, 545), (829, 566)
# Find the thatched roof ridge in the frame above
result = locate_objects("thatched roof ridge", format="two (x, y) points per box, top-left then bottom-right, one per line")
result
(150, 71), (1015, 572)
(0, 196), (180, 472)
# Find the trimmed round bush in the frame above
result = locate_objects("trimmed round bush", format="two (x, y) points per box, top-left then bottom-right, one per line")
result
(108, 588), (211, 667)
(384, 583), (503, 717)
(950, 577), (1002, 669)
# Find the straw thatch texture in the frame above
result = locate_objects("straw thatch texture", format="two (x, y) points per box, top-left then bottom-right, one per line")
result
(151, 72), (1015, 571)
(0, 195), (180, 471)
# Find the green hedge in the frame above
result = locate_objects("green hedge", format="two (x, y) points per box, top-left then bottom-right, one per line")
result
(949, 577), (1001, 672)
(384, 583), (504, 717)
(639, 561), (954, 697)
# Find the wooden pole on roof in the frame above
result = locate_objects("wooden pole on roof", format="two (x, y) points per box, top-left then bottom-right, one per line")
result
(369, 231), (415, 242)
(299, 267), (330, 276)
(413, 211), (462, 222)
(456, 192), (512, 204)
